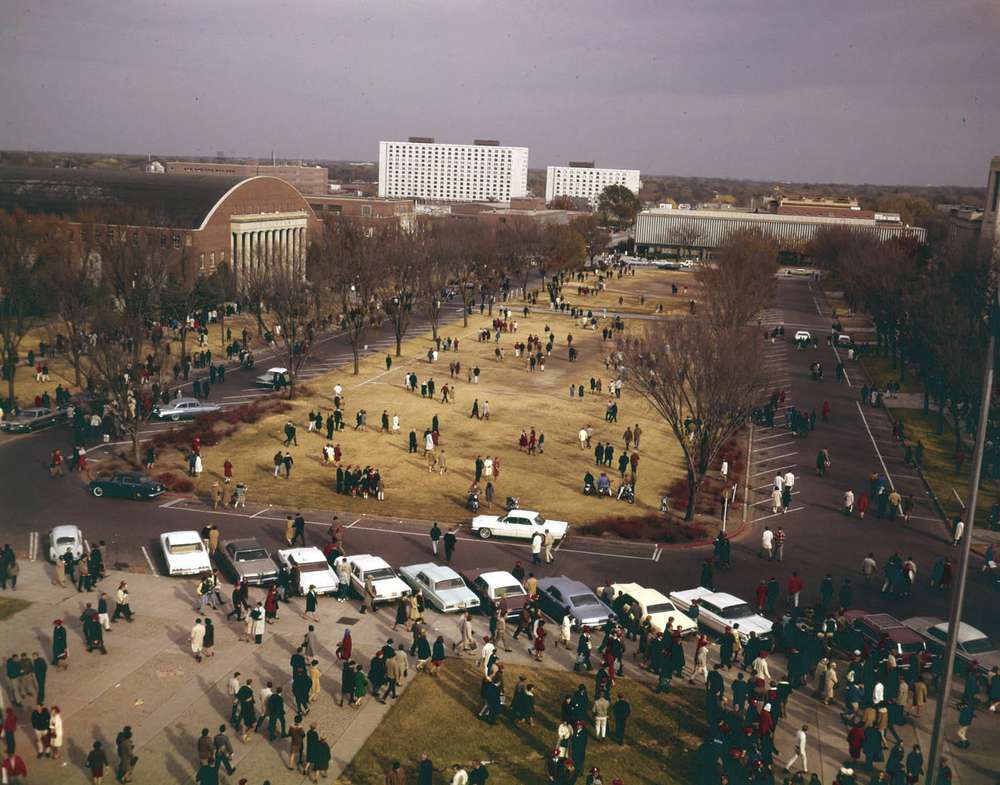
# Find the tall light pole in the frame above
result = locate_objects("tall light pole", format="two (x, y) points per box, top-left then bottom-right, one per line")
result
(925, 291), (998, 782)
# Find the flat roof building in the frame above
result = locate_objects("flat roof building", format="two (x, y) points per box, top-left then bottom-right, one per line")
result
(305, 194), (415, 231)
(634, 207), (926, 256)
(378, 139), (529, 203)
(164, 161), (329, 195)
(544, 163), (640, 207)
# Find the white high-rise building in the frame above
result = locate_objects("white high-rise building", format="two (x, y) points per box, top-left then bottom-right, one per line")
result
(378, 138), (529, 202)
(545, 163), (641, 207)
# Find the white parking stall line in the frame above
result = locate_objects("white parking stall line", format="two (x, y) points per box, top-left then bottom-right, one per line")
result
(346, 518), (361, 528)
(28, 531), (38, 562)
(140, 546), (158, 575)
(159, 498), (182, 509)
(754, 506), (806, 522)
(752, 463), (797, 477)
(753, 440), (796, 452)
(855, 402), (895, 492)
(755, 432), (792, 442)
(751, 491), (799, 506)
(753, 451), (798, 464)
(250, 508), (269, 518)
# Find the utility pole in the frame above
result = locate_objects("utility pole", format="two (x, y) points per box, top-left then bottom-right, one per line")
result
(925, 291), (998, 782)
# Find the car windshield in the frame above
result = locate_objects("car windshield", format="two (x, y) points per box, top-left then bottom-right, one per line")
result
(647, 602), (676, 615)
(236, 549), (267, 561)
(720, 602), (754, 619)
(55, 536), (76, 545)
(899, 641), (925, 654)
(169, 543), (204, 555)
(570, 593), (599, 607)
(365, 568), (397, 581)
(435, 578), (465, 590)
(962, 637), (995, 654)
(495, 584), (525, 598)
(297, 561), (330, 573)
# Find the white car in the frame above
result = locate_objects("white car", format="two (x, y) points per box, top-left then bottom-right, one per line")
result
(668, 587), (772, 643)
(399, 563), (479, 613)
(159, 531), (212, 577)
(605, 582), (697, 636)
(471, 509), (569, 541)
(49, 525), (85, 563)
(276, 547), (339, 595)
(679, 259), (696, 269)
(255, 367), (290, 388)
(903, 616), (1000, 675)
(347, 554), (411, 607)
(793, 330), (812, 342)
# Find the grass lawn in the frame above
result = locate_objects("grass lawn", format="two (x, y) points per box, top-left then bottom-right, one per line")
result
(135, 274), (710, 529)
(579, 268), (700, 316)
(861, 354), (922, 395)
(888, 408), (1000, 523)
(337, 660), (705, 785)
(0, 596), (31, 621)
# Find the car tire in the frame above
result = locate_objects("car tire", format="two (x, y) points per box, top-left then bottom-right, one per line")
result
(478, 528), (492, 540)
(171, 415), (181, 422)
(92, 486), (104, 497)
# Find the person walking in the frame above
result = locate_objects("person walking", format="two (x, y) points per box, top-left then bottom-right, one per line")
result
(443, 528), (458, 564)
(531, 532), (543, 565)
(48, 706), (63, 760)
(956, 700), (974, 748)
(115, 726), (135, 782)
(429, 522), (441, 558)
(611, 694), (630, 745)
(213, 725), (236, 775)
(190, 618), (206, 662)
(543, 530), (555, 564)
(783, 725), (809, 773)
(85, 740), (108, 785)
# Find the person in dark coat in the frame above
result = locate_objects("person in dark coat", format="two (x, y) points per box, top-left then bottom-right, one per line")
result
(51, 620), (68, 668)
(612, 694), (631, 745)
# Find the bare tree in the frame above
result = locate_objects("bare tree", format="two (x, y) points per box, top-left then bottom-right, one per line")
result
(497, 217), (542, 298)
(571, 214), (611, 264)
(0, 209), (50, 406)
(417, 218), (455, 342)
(540, 222), (587, 279)
(453, 221), (494, 326)
(329, 220), (384, 374)
(695, 229), (779, 329)
(45, 236), (99, 388)
(667, 222), (705, 258)
(263, 264), (314, 399)
(620, 319), (769, 521)
(83, 228), (171, 466)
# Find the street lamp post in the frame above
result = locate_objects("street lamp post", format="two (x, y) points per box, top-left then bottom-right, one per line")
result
(925, 294), (998, 783)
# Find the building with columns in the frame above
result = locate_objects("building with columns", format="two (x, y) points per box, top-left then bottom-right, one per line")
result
(0, 166), (318, 286)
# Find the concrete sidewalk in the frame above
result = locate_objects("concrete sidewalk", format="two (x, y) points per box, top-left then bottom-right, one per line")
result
(0, 561), (418, 784)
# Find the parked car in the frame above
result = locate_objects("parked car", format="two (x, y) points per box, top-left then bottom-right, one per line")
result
(160, 531), (212, 576)
(218, 538), (278, 586)
(793, 330), (812, 342)
(679, 259), (696, 269)
(604, 582), (697, 636)
(657, 261), (680, 270)
(1, 407), (66, 433)
(152, 397), (222, 421)
(89, 472), (166, 500)
(536, 576), (614, 630)
(48, 524), (85, 563)
(255, 367), (290, 388)
(399, 563), (479, 613)
(836, 334), (853, 347)
(841, 611), (933, 669)
(471, 509), (568, 541)
(346, 554), (410, 607)
(461, 568), (528, 619)
(276, 547), (339, 595)
(668, 587), (773, 643)
(902, 617), (998, 674)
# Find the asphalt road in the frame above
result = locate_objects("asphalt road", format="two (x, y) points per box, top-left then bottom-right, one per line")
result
(2, 277), (997, 643)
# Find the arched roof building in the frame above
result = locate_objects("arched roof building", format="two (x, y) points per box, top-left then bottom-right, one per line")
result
(0, 166), (318, 285)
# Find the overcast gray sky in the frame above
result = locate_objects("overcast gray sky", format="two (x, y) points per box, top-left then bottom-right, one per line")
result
(1, 0), (998, 186)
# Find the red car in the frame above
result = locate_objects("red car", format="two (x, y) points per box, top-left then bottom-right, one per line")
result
(841, 611), (935, 670)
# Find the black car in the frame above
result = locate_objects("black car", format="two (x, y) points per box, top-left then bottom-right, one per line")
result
(89, 472), (166, 500)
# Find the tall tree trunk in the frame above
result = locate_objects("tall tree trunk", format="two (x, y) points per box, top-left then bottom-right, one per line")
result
(922, 382), (929, 415)
(685, 467), (699, 522)
(936, 389), (945, 435)
(352, 344), (360, 375)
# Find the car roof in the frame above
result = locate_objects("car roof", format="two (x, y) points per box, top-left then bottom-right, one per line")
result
(265, 367), (287, 373)
(906, 617), (990, 644)
(539, 576), (590, 594)
(22, 407), (49, 414)
(611, 583), (670, 605)
(506, 509), (539, 517)
(475, 570), (521, 585)
(170, 397), (199, 405)
(852, 612), (925, 643)
(402, 562), (459, 579)
(279, 547), (327, 563)
(163, 530), (201, 544)
(347, 554), (391, 569)
(223, 537), (264, 550)
(51, 524), (81, 538)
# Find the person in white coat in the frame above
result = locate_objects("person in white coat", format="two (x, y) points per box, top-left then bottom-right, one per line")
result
(784, 725), (809, 773)
(560, 614), (573, 650)
(48, 706), (64, 760)
(190, 618), (206, 662)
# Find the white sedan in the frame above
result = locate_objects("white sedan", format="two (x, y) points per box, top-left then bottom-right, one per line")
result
(49, 525), (85, 563)
(346, 554), (411, 607)
(471, 509), (569, 541)
(668, 587), (772, 643)
(793, 330), (812, 342)
(255, 367), (290, 388)
(605, 582), (697, 636)
(160, 531), (212, 577)
(276, 547), (339, 595)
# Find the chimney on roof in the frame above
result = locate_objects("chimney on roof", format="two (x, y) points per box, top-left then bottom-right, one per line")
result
(408, 136), (435, 144)
(473, 139), (499, 146)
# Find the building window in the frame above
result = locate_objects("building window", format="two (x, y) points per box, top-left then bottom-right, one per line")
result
(160, 234), (167, 248)
(199, 253), (205, 271)
(172, 234), (181, 249)
(210, 251), (215, 269)
(361, 205), (373, 218)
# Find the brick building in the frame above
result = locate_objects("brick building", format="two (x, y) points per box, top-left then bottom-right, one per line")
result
(163, 161), (329, 195)
(305, 194), (415, 230)
(0, 166), (318, 287)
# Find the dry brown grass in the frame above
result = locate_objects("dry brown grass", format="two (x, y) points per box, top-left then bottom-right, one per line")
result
(149, 275), (695, 528)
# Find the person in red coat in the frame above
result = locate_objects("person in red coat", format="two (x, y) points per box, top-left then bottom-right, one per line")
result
(847, 722), (865, 760)
(758, 703), (775, 737)
(755, 581), (767, 613)
(787, 573), (804, 608)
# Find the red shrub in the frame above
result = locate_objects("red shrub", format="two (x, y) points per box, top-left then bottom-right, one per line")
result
(173, 479), (195, 493)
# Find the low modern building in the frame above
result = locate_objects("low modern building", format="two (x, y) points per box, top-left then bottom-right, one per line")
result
(544, 163), (640, 207)
(164, 161), (329, 195)
(305, 194), (416, 231)
(634, 207), (926, 256)
(0, 166), (318, 286)
(378, 138), (529, 203)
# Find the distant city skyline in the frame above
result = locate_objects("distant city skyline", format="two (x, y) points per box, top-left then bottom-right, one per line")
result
(1, 0), (998, 187)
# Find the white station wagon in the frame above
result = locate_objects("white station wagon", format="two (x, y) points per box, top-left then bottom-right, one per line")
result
(471, 509), (569, 541)
(347, 554), (410, 607)
(668, 587), (773, 643)
(399, 563), (479, 613)
(160, 530), (212, 577)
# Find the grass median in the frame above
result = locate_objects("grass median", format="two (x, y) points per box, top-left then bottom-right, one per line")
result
(0, 596), (31, 621)
(337, 660), (704, 785)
